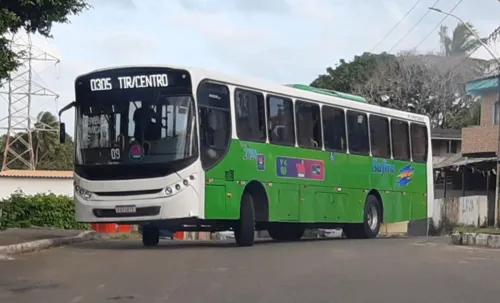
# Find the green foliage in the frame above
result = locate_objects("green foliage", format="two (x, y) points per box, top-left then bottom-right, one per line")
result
(0, 0), (91, 82)
(311, 52), (396, 93)
(439, 23), (487, 57)
(0, 111), (74, 170)
(0, 190), (88, 230)
(311, 51), (486, 129)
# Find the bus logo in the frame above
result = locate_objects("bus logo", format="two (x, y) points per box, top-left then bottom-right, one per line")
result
(129, 144), (145, 162)
(372, 159), (395, 174)
(397, 165), (414, 187)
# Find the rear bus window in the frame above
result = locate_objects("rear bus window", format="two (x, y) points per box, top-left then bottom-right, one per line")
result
(411, 123), (428, 162)
(347, 110), (369, 155)
(295, 101), (322, 149)
(234, 89), (266, 142)
(322, 106), (346, 152)
(391, 119), (410, 161)
(267, 96), (295, 146)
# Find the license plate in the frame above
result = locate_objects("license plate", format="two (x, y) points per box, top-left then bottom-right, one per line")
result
(115, 205), (136, 214)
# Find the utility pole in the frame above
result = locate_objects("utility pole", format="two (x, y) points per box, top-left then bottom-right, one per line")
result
(429, 7), (500, 227)
(0, 33), (59, 171)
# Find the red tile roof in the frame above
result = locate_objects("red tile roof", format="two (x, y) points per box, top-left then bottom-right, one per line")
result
(0, 170), (73, 179)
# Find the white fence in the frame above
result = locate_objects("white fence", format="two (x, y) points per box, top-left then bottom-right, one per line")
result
(432, 195), (488, 229)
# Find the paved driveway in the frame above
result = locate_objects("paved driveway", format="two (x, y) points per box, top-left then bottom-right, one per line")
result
(1, 237), (499, 303)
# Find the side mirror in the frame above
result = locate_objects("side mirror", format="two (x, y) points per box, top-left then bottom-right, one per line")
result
(59, 122), (66, 144)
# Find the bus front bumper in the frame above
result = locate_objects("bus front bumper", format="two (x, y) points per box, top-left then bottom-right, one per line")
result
(74, 186), (201, 223)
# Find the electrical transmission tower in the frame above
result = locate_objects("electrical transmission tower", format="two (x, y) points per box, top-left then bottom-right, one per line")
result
(0, 33), (59, 171)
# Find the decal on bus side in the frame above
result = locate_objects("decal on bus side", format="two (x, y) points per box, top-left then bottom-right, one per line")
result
(276, 157), (324, 181)
(372, 159), (395, 174)
(397, 165), (414, 187)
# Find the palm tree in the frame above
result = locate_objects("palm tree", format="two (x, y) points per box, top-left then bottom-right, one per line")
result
(439, 23), (487, 57)
(33, 111), (59, 166)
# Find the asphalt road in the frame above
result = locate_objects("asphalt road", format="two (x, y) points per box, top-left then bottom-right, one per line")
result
(1, 236), (500, 303)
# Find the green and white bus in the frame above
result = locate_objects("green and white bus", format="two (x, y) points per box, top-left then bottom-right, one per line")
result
(58, 65), (433, 247)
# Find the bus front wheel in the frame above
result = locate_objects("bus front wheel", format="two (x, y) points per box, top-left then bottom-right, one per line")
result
(142, 225), (160, 247)
(343, 195), (381, 239)
(234, 192), (255, 247)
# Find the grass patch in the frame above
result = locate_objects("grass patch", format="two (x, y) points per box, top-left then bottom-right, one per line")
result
(453, 226), (500, 235)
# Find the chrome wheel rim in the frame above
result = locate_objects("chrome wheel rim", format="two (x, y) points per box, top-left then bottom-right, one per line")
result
(367, 204), (379, 231)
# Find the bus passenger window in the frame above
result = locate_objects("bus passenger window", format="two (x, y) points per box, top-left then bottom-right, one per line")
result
(296, 101), (322, 149)
(267, 96), (295, 146)
(369, 115), (390, 158)
(235, 89), (266, 142)
(346, 111), (369, 155)
(322, 106), (346, 152)
(411, 124), (428, 162)
(391, 119), (410, 161)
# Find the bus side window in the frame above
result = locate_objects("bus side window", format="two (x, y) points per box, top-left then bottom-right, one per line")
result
(346, 110), (369, 155)
(296, 101), (322, 149)
(322, 106), (346, 152)
(369, 115), (390, 159)
(391, 119), (410, 161)
(267, 95), (295, 146)
(197, 82), (231, 170)
(234, 89), (266, 142)
(411, 123), (428, 162)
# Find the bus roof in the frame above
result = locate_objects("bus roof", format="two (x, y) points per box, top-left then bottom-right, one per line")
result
(76, 65), (430, 125)
(286, 84), (367, 103)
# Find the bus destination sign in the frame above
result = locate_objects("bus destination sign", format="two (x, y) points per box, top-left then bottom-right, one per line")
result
(89, 73), (169, 91)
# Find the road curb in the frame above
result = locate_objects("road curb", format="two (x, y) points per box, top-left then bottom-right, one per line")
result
(0, 230), (102, 256)
(450, 232), (500, 248)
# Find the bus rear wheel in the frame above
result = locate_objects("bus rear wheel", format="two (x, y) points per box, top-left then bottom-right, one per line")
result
(268, 223), (305, 241)
(234, 192), (255, 247)
(343, 195), (381, 239)
(142, 225), (160, 247)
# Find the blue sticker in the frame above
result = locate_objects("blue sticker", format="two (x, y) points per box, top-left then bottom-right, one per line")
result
(129, 144), (145, 162)
(243, 148), (258, 160)
(257, 154), (265, 171)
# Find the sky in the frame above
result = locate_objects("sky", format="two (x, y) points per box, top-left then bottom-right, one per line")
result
(0, 0), (499, 133)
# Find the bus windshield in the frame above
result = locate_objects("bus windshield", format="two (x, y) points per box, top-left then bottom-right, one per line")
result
(75, 92), (197, 166)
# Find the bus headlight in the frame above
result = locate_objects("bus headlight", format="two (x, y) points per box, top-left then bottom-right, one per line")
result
(74, 185), (93, 200)
(165, 187), (173, 195)
(164, 175), (196, 197)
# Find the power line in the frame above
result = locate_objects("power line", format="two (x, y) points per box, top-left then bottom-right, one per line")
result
(370, 0), (423, 53)
(388, 0), (441, 53)
(412, 0), (463, 51)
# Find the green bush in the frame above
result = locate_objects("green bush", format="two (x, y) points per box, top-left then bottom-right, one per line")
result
(0, 190), (89, 230)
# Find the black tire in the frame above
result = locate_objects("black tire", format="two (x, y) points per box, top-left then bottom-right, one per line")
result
(343, 195), (381, 239)
(268, 223), (305, 241)
(142, 225), (160, 247)
(234, 192), (255, 247)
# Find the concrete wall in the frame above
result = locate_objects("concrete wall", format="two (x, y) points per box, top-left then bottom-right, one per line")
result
(0, 177), (73, 199)
(432, 195), (488, 230)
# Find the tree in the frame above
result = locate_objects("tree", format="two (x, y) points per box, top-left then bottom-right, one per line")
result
(0, 0), (90, 82)
(438, 23), (487, 57)
(351, 53), (485, 128)
(311, 52), (396, 93)
(311, 52), (487, 129)
(0, 111), (74, 170)
(33, 111), (60, 165)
